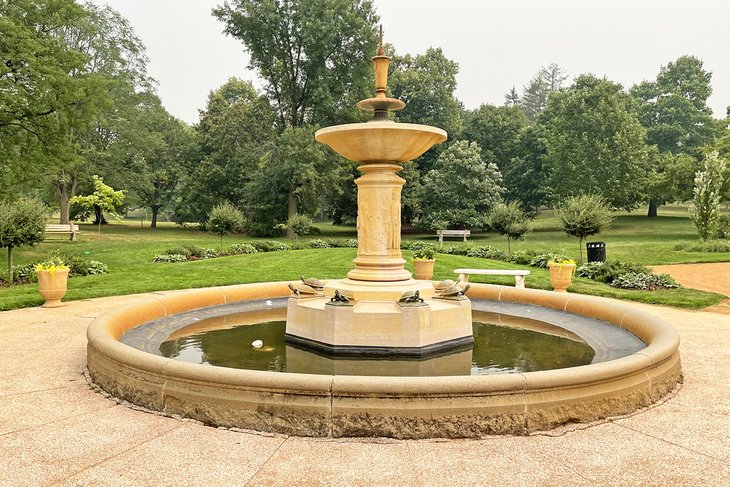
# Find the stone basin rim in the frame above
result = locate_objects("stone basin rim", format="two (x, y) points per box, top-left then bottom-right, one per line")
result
(86, 281), (682, 438)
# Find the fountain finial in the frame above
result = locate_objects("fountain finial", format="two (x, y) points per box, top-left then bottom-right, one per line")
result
(355, 25), (405, 119)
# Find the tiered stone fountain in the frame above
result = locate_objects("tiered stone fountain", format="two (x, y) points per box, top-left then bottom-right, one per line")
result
(285, 35), (472, 355)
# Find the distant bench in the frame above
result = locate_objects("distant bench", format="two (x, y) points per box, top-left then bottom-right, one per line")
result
(454, 268), (530, 289)
(45, 223), (80, 241)
(437, 229), (470, 247)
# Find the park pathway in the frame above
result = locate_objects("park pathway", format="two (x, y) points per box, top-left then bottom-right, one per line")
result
(652, 262), (730, 314)
(0, 290), (728, 486)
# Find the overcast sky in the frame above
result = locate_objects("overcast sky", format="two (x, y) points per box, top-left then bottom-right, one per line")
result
(93, 0), (730, 125)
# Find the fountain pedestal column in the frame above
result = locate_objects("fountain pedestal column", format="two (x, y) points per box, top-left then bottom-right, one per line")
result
(348, 163), (411, 282)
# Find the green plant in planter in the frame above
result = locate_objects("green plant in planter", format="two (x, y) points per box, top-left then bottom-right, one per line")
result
(413, 247), (435, 260)
(34, 255), (69, 276)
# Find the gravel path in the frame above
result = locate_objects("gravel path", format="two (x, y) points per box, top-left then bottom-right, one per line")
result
(652, 262), (730, 314)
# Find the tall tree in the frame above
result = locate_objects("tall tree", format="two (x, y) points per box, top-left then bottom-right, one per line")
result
(504, 86), (520, 107)
(214, 0), (377, 227)
(520, 63), (567, 121)
(539, 75), (651, 210)
(179, 78), (275, 224)
(49, 1), (150, 224)
(631, 55), (719, 216)
(417, 141), (504, 230)
(0, 0), (88, 199)
(463, 104), (528, 196)
(388, 46), (465, 222)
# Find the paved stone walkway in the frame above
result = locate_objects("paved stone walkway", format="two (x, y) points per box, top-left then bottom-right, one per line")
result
(0, 291), (728, 486)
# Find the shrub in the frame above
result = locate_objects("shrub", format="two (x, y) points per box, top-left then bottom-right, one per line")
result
(673, 240), (730, 253)
(401, 240), (434, 251)
(716, 215), (730, 239)
(504, 251), (533, 265)
(344, 239), (358, 248)
(576, 261), (650, 283)
(556, 194), (614, 263)
(611, 272), (680, 290)
(439, 244), (470, 256)
(487, 201), (531, 253)
(250, 240), (291, 252)
(307, 239), (331, 249)
(61, 255), (109, 276)
(152, 254), (188, 263)
(287, 214), (314, 239)
(689, 152), (725, 242)
(247, 222), (286, 238)
(0, 198), (46, 281)
(226, 243), (259, 255)
(207, 202), (245, 250)
(465, 245), (506, 260)
(12, 263), (38, 283)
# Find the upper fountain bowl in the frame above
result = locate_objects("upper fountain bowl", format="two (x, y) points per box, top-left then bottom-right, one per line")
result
(315, 121), (447, 164)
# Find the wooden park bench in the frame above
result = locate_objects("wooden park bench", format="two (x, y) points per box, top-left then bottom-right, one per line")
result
(45, 223), (80, 241)
(454, 268), (530, 289)
(436, 229), (470, 247)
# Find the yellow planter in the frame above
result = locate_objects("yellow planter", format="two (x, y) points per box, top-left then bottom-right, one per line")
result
(413, 259), (435, 280)
(37, 268), (69, 307)
(548, 263), (576, 293)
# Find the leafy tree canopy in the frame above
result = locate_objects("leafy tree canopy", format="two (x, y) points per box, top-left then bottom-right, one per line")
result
(539, 74), (651, 210)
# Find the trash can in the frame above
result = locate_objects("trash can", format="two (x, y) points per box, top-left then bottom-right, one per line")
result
(586, 242), (606, 263)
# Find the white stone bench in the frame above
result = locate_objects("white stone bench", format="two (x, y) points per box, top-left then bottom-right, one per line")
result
(454, 268), (530, 289)
(437, 229), (470, 247)
(45, 223), (80, 241)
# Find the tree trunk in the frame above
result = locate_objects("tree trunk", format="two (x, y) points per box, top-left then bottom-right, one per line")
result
(579, 238), (584, 264)
(93, 205), (108, 225)
(7, 246), (13, 282)
(59, 186), (71, 225)
(647, 200), (658, 217)
(151, 206), (161, 229)
(55, 170), (78, 225)
(286, 190), (298, 239)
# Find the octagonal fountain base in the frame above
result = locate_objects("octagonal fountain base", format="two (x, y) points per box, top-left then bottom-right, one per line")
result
(285, 278), (473, 356)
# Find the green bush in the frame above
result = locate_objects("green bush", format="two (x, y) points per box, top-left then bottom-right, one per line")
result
(61, 255), (109, 276)
(287, 214), (314, 238)
(251, 240), (291, 252)
(673, 240), (730, 253)
(611, 272), (680, 290)
(556, 194), (614, 263)
(225, 243), (259, 255)
(576, 261), (649, 283)
(344, 239), (358, 248)
(152, 254), (188, 263)
(307, 239), (331, 249)
(465, 245), (506, 260)
(0, 198), (46, 280)
(207, 202), (245, 249)
(247, 222), (286, 238)
(504, 251), (534, 265)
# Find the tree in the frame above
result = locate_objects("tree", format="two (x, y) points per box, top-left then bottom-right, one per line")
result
(539, 75), (651, 210)
(213, 0), (378, 129)
(287, 214), (313, 240)
(214, 1), (377, 221)
(0, 0), (88, 200)
(390, 47), (464, 140)
(506, 125), (547, 211)
(631, 55), (720, 216)
(0, 198), (46, 280)
(556, 194), (614, 264)
(487, 201), (531, 254)
(70, 175), (125, 233)
(121, 93), (196, 227)
(463, 104), (528, 193)
(48, 1), (150, 224)
(179, 78), (275, 224)
(418, 141), (504, 230)
(690, 153), (725, 242)
(520, 63), (567, 121)
(207, 202), (245, 250)
(504, 86), (520, 106)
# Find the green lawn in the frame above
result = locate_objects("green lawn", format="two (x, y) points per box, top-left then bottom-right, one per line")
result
(1, 205), (726, 311)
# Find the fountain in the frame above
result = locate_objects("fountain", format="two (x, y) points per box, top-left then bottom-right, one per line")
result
(85, 32), (682, 439)
(285, 31), (472, 356)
